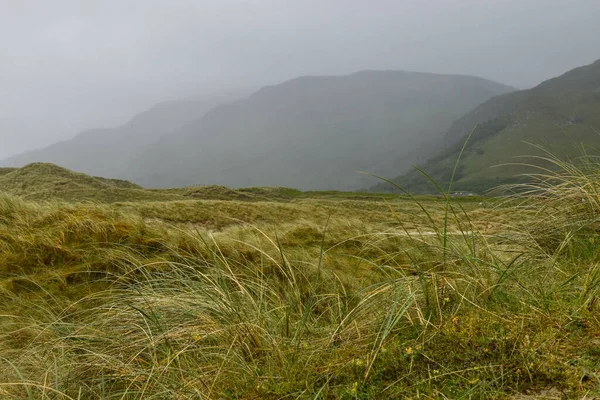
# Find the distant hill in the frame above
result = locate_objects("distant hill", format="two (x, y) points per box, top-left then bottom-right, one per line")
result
(1, 92), (245, 178)
(374, 59), (600, 194)
(0, 163), (186, 202)
(126, 71), (514, 190)
(0, 163), (409, 203)
(0, 162), (274, 202)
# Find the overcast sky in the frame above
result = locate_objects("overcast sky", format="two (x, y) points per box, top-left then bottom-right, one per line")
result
(1, 0), (599, 159)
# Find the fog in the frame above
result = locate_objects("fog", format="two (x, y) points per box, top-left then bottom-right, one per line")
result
(1, 0), (599, 159)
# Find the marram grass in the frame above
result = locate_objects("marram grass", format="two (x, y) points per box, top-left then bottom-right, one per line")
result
(0, 175), (599, 399)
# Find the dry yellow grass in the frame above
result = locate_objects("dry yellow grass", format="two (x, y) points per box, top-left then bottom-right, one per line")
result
(0, 189), (599, 398)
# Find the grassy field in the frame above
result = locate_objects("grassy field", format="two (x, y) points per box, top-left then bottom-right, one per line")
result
(1, 164), (600, 398)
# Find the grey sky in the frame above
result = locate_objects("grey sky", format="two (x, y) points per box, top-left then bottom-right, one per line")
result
(1, 0), (599, 159)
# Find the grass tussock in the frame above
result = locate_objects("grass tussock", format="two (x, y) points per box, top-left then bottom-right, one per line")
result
(1, 163), (600, 398)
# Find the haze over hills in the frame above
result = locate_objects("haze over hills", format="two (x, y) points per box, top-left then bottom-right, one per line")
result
(1, 91), (246, 179)
(125, 70), (514, 190)
(1, 70), (513, 191)
(4, 58), (599, 194)
(375, 58), (600, 194)
(0, 117), (55, 160)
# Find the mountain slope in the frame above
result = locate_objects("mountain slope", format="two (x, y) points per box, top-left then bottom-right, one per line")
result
(128, 71), (514, 190)
(1, 92), (244, 178)
(376, 59), (600, 194)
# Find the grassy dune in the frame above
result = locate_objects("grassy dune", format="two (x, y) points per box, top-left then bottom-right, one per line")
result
(1, 166), (600, 398)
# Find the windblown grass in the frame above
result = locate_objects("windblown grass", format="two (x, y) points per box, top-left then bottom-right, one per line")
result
(0, 172), (599, 398)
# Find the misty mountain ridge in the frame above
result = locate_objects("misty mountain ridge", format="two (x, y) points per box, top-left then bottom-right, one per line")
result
(2, 69), (513, 190)
(2, 59), (598, 194)
(125, 70), (514, 190)
(376, 58), (600, 193)
(1, 91), (246, 178)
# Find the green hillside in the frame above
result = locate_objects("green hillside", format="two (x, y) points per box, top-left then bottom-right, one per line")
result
(376, 59), (600, 194)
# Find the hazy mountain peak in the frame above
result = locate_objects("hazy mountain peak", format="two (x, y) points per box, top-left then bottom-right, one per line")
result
(2, 69), (516, 191)
(126, 70), (514, 190)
